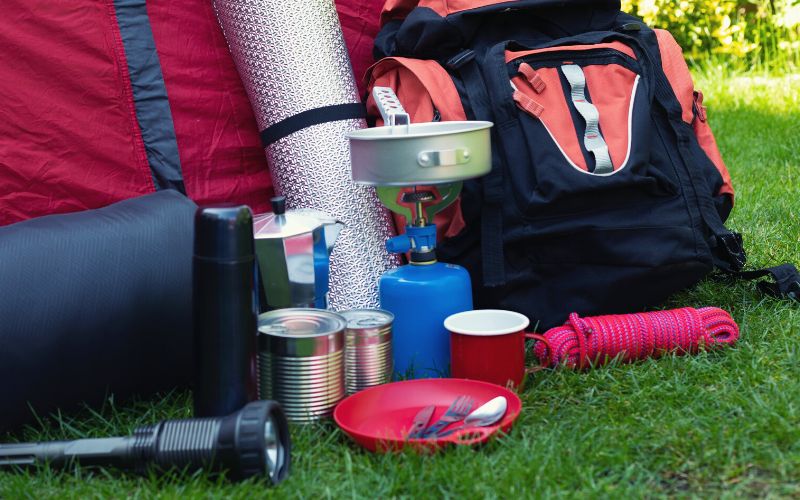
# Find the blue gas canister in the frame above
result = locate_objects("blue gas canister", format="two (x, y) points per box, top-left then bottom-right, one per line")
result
(380, 224), (472, 378)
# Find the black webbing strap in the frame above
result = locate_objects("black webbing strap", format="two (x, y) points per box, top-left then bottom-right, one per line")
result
(448, 50), (507, 287)
(259, 103), (366, 147)
(733, 264), (800, 301)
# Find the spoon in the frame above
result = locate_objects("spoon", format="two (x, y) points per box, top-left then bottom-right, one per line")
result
(436, 396), (507, 438)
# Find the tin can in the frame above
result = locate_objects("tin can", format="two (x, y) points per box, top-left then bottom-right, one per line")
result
(340, 309), (394, 395)
(258, 308), (346, 422)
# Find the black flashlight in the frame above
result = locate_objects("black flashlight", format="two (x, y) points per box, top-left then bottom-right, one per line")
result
(0, 400), (290, 483)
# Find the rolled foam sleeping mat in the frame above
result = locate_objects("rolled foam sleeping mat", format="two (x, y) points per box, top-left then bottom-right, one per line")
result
(214, 0), (401, 310)
(0, 190), (196, 431)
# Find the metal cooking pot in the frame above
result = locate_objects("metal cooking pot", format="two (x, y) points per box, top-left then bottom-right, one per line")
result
(347, 120), (493, 186)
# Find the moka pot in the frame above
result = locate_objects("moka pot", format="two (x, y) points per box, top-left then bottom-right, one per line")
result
(253, 196), (343, 310)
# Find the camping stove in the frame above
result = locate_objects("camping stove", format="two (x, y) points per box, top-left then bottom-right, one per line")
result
(347, 87), (493, 378)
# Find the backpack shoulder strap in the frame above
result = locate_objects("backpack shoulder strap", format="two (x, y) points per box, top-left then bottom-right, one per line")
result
(616, 26), (798, 303)
(638, 27), (799, 303)
(717, 263), (800, 302)
(711, 231), (799, 301)
(653, 28), (734, 205)
(446, 49), (507, 287)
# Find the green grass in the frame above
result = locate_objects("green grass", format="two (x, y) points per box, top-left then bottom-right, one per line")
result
(2, 71), (799, 499)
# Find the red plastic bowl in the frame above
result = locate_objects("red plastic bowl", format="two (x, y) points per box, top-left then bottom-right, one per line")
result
(333, 378), (522, 453)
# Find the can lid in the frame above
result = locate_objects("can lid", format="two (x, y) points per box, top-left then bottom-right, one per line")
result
(194, 206), (254, 261)
(258, 308), (346, 338)
(340, 309), (394, 329)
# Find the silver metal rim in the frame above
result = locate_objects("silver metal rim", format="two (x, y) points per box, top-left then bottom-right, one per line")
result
(346, 120), (493, 141)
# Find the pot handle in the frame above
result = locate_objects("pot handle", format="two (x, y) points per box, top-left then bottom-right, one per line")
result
(525, 332), (552, 373)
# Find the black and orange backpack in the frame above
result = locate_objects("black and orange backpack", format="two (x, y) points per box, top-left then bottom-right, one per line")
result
(365, 0), (799, 328)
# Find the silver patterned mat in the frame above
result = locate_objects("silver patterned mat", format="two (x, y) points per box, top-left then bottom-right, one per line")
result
(214, 0), (400, 310)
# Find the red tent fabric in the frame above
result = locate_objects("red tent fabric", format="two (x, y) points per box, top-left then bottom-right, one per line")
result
(336, 0), (386, 96)
(0, 2), (156, 225)
(147, 0), (273, 212)
(0, 0), (381, 226)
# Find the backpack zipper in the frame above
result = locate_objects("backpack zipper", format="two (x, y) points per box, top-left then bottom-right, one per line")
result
(509, 48), (638, 72)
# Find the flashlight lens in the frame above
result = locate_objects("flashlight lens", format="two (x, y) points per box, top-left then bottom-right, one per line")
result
(263, 417), (282, 481)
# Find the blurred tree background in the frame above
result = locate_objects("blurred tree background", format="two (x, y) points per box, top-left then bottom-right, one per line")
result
(621, 0), (800, 72)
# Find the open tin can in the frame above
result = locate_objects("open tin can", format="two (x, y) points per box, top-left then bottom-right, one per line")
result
(341, 309), (394, 395)
(258, 308), (346, 422)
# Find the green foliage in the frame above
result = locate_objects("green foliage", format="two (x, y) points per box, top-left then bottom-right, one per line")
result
(621, 0), (800, 72)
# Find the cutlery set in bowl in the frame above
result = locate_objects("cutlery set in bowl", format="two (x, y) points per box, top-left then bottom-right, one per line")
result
(333, 378), (521, 452)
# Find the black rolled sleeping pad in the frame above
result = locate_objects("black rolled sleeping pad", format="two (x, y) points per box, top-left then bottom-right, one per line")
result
(0, 190), (197, 431)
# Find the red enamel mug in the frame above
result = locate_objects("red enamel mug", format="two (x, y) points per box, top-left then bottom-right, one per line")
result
(445, 309), (531, 389)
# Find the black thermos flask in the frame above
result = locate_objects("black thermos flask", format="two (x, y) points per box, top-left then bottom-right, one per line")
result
(193, 206), (258, 417)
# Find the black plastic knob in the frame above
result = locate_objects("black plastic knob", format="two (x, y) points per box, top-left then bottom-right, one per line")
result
(271, 196), (286, 215)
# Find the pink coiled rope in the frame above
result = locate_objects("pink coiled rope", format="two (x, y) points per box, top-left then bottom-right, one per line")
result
(530, 307), (739, 369)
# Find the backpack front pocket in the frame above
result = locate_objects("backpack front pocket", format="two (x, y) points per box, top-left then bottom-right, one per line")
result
(510, 45), (641, 176)
(498, 42), (680, 219)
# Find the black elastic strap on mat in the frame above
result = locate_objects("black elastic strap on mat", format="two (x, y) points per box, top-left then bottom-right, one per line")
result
(260, 103), (366, 147)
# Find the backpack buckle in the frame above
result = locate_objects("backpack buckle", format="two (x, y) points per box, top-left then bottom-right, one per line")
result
(619, 22), (642, 32)
(718, 233), (746, 271)
(788, 280), (800, 302)
(693, 91), (708, 122)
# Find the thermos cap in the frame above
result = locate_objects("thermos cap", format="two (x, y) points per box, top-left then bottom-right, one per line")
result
(194, 206), (255, 261)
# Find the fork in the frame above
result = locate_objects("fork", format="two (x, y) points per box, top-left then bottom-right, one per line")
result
(418, 395), (474, 438)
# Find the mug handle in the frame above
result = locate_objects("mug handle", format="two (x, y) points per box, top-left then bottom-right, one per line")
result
(524, 332), (552, 373)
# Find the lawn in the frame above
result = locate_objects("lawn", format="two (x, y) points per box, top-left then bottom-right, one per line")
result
(1, 71), (798, 499)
